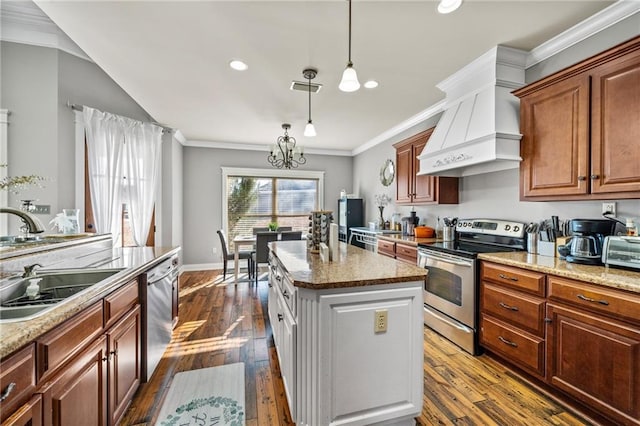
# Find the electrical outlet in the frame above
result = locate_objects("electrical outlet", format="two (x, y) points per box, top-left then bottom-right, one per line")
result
(33, 204), (50, 214)
(374, 310), (388, 333)
(212, 247), (217, 255)
(602, 202), (617, 216)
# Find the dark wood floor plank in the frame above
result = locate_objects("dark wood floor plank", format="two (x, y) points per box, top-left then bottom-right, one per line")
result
(122, 270), (593, 426)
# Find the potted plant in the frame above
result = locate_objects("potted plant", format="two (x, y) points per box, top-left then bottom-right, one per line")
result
(268, 222), (278, 231)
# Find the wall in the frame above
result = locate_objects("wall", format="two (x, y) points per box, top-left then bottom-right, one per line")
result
(182, 146), (352, 267)
(1, 41), (152, 228)
(352, 16), (640, 231)
(2, 41), (183, 251)
(159, 131), (184, 253)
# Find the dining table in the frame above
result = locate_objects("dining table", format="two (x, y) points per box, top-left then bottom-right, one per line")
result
(232, 235), (256, 285)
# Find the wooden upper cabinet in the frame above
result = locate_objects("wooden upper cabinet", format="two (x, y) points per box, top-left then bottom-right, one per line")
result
(590, 48), (640, 194)
(515, 35), (640, 201)
(394, 128), (458, 205)
(518, 74), (590, 198)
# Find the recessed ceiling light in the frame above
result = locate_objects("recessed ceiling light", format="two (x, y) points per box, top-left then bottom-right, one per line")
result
(437, 0), (462, 14)
(229, 60), (248, 71)
(364, 80), (379, 89)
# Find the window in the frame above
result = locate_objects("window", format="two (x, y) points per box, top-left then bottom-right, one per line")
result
(222, 167), (324, 244)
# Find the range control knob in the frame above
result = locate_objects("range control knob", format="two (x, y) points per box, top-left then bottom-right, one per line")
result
(504, 224), (511, 231)
(513, 226), (520, 232)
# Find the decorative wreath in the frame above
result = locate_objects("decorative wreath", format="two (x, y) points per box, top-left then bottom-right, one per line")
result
(159, 396), (244, 426)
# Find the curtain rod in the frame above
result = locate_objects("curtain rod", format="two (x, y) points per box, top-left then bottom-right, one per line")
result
(66, 101), (173, 134)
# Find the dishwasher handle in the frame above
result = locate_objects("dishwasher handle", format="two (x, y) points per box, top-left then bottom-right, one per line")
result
(147, 258), (178, 285)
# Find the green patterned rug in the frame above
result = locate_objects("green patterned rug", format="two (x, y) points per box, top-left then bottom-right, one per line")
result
(155, 363), (245, 426)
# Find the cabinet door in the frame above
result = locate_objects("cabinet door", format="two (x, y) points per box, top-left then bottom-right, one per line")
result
(267, 285), (280, 346)
(590, 49), (640, 195)
(280, 303), (296, 420)
(519, 73), (590, 198)
(411, 139), (436, 203)
(107, 306), (141, 426)
(547, 303), (640, 424)
(172, 276), (179, 328)
(395, 143), (413, 204)
(41, 336), (108, 426)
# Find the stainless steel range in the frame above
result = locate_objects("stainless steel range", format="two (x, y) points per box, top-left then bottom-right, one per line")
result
(417, 219), (526, 355)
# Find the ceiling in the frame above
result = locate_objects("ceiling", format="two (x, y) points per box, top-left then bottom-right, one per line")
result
(29, 0), (616, 154)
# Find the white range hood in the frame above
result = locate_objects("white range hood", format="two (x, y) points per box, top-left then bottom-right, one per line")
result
(418, 46), (528, 177)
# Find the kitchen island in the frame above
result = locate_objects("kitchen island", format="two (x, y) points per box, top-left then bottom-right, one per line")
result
(267, 240), (426, 426)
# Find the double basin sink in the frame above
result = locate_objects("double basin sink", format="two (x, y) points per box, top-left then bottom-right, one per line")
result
(0, 268), (123, 322)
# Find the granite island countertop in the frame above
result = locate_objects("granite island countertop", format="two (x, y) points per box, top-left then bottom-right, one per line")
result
(478, 252), (640, 294)
(269, 240), (427, 289)
(0, 245), (180, 359)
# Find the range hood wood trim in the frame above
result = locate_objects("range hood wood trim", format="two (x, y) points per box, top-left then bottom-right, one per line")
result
(513, 35), (640, 98)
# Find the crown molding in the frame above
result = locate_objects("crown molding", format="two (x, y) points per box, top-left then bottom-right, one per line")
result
(526, 0), (640, 68)
(0, 0), (92, 62)
(183, 139), (353, 157)
(352, 100), (446, 156)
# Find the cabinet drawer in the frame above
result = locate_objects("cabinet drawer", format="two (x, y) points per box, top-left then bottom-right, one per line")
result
(377, 240), (395, 257)
(481, 262), (546, 296)
(1, 394), (42, 426)
(480, 314), (545, 378)
(548, 276), (640, 324)
(281, 275), (296, 317)
(395, 243), (417, 264)
(37, 301), (104, 382)
(0, 344), (36, 423)
(482, 283), (546, 337)
(104, 278), (139, 329)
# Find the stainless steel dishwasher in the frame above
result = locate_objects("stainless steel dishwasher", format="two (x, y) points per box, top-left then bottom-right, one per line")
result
(143, 255), (178, 381)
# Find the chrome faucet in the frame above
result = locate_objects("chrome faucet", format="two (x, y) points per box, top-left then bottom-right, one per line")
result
(22, 263), (43, 278)
(0, 207), (45, 234)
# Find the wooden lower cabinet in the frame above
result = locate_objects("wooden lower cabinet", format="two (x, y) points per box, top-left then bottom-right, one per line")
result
(377, 239), (395, 258)
(547, 303), (640, 426)
(0, 345), (36, 424)
(107, 306), (141, 426)
(480, 260), (640, 425)
(39, 335), (109, 426)
(376, 239), (417, 264)
(1, 394), (42, 426)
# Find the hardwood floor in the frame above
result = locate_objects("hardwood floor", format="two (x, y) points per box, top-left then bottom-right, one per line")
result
(121, 270), (592, 426)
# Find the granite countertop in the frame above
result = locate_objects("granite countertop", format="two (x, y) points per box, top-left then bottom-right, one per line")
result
(376, 233), (440, 246)
(0, 246), (180, 359)
(269, 241), (427, 290)
(479, 252), (640, 294)
(0, 233), (112, 260)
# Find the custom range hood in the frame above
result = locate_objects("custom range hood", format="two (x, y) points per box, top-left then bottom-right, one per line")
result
(418, 46), (527, 177)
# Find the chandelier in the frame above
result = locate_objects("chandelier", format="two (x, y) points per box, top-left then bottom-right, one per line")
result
(268, 124), (306, 169)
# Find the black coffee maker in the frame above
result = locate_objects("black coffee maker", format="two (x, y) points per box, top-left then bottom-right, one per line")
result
(557, 219), (620, 265)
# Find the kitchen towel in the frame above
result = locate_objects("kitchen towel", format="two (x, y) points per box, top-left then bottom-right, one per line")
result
(155, 363), (245, 426)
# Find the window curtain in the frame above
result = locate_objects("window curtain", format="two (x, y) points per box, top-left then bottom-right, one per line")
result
(83, 106), (163, 246)
(123, 122), (162, 246)
(83, 107), (125, 242)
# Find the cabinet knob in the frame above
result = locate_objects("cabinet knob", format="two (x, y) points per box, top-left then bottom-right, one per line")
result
(277, 313), (283, 322)
(283, 290), (290, 299)
(577, 176), (587, 181)
(590, 174), (600, 180)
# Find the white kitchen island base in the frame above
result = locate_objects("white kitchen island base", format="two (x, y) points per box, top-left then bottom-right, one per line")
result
(268, 241), (425, 426)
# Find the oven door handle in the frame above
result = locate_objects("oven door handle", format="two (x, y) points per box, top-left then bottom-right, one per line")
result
(420, 251), (473, 267)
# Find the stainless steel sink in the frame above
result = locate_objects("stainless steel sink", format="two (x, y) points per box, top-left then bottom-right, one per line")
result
(0, 268), (124, 322)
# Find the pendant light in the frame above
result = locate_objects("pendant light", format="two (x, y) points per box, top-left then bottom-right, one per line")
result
(303, 68), (317, 137)
(339, 0), (360, 92)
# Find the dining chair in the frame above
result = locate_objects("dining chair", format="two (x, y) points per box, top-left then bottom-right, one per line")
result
(252, 231), (278, 284)
(280, 230), (302, 241)
(217, 230), (253, 280)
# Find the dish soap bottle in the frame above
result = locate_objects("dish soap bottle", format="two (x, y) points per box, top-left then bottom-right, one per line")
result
(436, 216), (443, 239)
(25, 278), (42, 299)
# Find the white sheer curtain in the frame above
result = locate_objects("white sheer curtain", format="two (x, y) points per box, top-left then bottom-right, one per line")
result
(83, 107), (125, 242)
(123, 122), (162, 246)
(84, 106), (163, 247)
